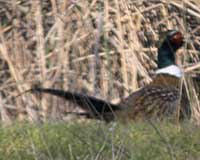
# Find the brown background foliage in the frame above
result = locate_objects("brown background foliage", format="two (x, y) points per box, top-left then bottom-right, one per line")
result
(0, 0), (200, 123)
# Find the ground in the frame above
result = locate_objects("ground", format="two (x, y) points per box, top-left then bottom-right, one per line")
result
(0, 120), (199, 160)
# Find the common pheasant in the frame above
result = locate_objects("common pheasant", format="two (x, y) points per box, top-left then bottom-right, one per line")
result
(31, 30), (190, 122)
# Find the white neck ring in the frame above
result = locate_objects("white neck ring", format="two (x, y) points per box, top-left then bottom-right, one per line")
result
(156, 65), (182, 78)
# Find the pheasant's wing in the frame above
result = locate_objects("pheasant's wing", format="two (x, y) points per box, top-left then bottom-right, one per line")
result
(119, 85), (180, 120)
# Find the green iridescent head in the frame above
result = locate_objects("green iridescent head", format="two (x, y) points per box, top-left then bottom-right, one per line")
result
(157, 30), (184, 69)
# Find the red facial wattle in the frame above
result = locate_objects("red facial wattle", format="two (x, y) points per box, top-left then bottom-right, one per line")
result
(170, 32), (184, 46)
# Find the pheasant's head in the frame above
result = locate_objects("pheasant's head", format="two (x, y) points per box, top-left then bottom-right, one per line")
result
(156, 30), (184, 77)
(162, 30), (184, 51)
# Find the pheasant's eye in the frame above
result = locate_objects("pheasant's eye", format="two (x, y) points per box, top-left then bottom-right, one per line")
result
(170, 32), (184, 46)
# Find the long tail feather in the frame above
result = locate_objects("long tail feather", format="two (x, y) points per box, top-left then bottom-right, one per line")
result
(31, 87), (122, 120)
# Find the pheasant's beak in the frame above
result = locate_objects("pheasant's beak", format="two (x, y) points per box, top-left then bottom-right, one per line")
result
(181, 39), (185, 47)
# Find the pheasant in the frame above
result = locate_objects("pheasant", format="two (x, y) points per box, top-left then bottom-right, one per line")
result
(31, 30), (190, 122)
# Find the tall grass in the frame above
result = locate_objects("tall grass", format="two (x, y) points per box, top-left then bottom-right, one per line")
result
(0, 0), (200, 123)
(0, 121), (199, 160)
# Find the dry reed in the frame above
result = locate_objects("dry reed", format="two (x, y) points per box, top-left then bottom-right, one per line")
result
(0, 0), (200, 124)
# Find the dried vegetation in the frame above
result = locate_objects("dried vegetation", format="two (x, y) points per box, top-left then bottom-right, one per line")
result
(0, 0), (200, 124)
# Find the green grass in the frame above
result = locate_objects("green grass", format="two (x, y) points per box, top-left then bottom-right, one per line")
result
(0, 120), (199, 160)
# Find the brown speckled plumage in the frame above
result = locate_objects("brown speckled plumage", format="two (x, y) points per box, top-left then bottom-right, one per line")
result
(118, 74), (181, 121)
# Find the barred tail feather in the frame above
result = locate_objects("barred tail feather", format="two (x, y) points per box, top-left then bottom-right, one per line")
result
(31, 87), (121, 121)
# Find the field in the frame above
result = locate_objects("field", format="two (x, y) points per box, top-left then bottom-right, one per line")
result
(0, 121), (200, 160)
